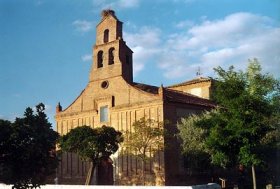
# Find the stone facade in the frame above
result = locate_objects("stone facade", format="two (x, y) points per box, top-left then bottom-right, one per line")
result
(55, 10), (215, 185)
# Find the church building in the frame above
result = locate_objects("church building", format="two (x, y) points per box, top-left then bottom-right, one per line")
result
(55, 10), (215, 185)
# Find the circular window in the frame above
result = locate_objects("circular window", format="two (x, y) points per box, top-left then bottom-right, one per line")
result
(101, 80), (109, 89)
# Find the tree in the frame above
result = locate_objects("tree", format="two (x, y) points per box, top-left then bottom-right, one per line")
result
(0, 103), (59, 189)
(178, 113), (210, 155)
(58, 125), (123, 185)
(178, 59), (280, 188)
(177, 112), (212, 174)
(123, 118), (164, 185)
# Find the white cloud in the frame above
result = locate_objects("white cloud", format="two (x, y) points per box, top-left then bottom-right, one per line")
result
(124, 27), (162, 76)
(125, 21), (138, 30)
(157, 12), (280, 79)
(125, 27), (161, 47)
(175, 20), (194, 29)
(72, 20), (94, 33)
(92, 0), (139, 10)
(81, 54), (92, 62)
(73, 11), (279, 80)
(45, 104), (52, 111)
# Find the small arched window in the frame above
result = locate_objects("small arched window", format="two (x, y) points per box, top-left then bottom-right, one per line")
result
(97, 51), (103, 68)
(108, 47), (115, 65)
(104, 29), (109, 43)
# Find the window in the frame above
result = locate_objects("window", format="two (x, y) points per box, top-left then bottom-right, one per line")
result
(108, 47), (115, 65)
(112, 96), (115, 107)
(100, 106), (108, 122)
(101, 80), (109, 89)
(97, 51), (103, 68)
(104, 29), (109, 43)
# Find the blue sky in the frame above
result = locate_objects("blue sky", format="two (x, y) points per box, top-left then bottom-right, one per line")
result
(0, 0), (280, 126)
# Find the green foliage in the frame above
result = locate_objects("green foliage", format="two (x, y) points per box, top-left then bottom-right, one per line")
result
(178, 112), (213, 171)
(205, 59), (280, 168)
(178, 113), (209, 155)
(59, 125), (123, 162)
(59, 125), (123, 185)
(122, 118), (164, 185)
(123, 118), (164, 161)
(0, 119), (12, 159)
(0, 103), (59, 189)
(178, 59), (280, 170)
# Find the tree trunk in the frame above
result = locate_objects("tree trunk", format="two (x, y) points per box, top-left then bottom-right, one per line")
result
(252, 165), (257, 189)
(85, 162), (95, 185)
(141, 150), (146, 186)
(142, 160), (145, 186)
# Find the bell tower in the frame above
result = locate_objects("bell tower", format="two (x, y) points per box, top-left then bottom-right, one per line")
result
(89, 10), (133, 83)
